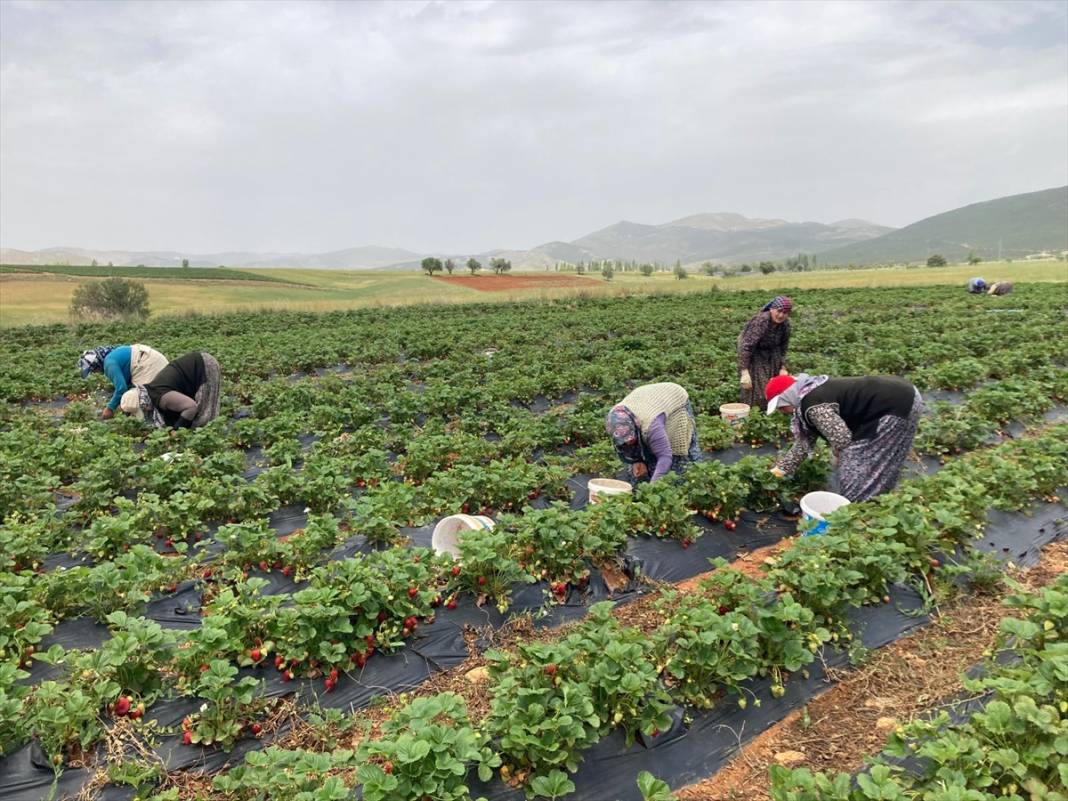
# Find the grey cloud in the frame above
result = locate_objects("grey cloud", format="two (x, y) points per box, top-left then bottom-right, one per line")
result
(1, 0), (1065, 254)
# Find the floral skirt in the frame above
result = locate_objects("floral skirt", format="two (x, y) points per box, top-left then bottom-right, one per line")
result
(838, 389), (924, 502)
(191, 352), (221, 428)
(740, 350), (784, 411)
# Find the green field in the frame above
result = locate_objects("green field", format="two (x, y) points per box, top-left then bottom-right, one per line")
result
(1, 260), (1064, 328)
(0, 263), (295, 283)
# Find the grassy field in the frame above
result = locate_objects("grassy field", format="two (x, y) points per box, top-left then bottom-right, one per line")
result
(1, 260), (1064, 328)
(0, 263), (296, 282)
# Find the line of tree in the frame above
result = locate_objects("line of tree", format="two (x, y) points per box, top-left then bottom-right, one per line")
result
(421, 256), (509, 276)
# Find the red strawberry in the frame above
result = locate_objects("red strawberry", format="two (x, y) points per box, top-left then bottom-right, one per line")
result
(164, 539), (174, 549)
(718, 606), (729, 615)
(681, 539), (691, 549)
(274, 655), (285, 670)
(446, 597), (457, 610)
(405, 616), (418, 629)
(544, 663), (557, 676)
(329, 668), (339, 682)
(281, 566), (292, 577)
(199, 664), (210, 673)
(377, 611), (387, 622)
(477, 576), (487, 586)
(181, 717), (192, 731)
(250, 648), (262, 662)
(383, 761), (394, 775)
(351, 652), (366, 667)
(130, 704), (144, 720)
(724, 520), (737, 531)
(250, 722), (262, 735)
(451, 565), (462, 577)
(115, 696), (131, 716)
(259, 561), (270, 572)
(408, 587), (418, 599)
(366, 635), (376, 647)
(182, 731), (193, 745)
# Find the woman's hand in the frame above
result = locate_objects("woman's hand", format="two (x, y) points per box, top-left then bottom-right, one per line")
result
(769, 466), (785, 478)
(779, 367), (789, 376)
(631, 462), (648, 479)
(740, 370), (752, 390)
(101, 407), (114, 420)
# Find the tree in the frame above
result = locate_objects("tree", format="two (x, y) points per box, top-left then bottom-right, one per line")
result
(421, 257), (444, 276)
(758, 261), (776, 274)
(967, 252), (981, 265)
(927, 254), (947, 267)
(576, 262), (586, 275)
(640, 263), (655, 277)
(182, 258), (190, 269)
(466, 257), (481, 275)
(701, 262), (716, 276)
(70, 277), (149, 321)
(443, 258), (456, 275)
(90, 259), (98, 267)
(601, 263), (614, 281)
(740, 264), (752, 273)
(489, 257), (511, 275)
(674, 263), (688, 280)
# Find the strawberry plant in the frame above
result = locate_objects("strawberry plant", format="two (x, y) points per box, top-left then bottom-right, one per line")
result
(453, 527), (531, 613)
(186, 660), (265, 750)
(630, 481), (701, 543)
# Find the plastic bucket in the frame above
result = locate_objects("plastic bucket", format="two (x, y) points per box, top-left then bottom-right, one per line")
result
(719, 402), (751, 425)
(799, 491), (850, 536)
(431, 514), (495, 558)
(587, 478), (633, 505)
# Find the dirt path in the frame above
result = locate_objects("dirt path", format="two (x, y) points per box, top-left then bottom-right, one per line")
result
(676, 539), (1068, 800)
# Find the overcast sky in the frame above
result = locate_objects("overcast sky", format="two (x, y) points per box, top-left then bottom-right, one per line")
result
(1, 0), (1066, 255)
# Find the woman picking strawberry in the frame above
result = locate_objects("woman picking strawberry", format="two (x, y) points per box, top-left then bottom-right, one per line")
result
(605, 382), (701, 484)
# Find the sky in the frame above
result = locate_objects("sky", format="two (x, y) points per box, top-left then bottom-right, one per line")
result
(1, 0), (1066, 255)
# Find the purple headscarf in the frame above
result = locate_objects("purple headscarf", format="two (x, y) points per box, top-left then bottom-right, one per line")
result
(761, 296), (793, 314)
(606, 405), (646, 465)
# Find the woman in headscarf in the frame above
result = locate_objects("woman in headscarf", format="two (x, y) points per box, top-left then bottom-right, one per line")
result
(737, 296), (792, 411)
(605, 382), (700, 483)
(119, 351), (221, 429)
(968, 277), (987, 294)
(78, 344), (169, 419)
(764, 373), (923, 502)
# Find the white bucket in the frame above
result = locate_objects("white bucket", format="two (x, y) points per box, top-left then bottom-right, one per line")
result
(431, 514), (495, 557)
(587, 478), (633, 505)
(799, 491), (850, 536)
(719, 403), (751, 425)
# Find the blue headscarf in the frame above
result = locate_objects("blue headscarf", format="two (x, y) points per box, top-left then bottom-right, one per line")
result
(78, 346), (117, 378)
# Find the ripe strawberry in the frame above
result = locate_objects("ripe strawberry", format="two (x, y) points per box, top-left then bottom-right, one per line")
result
(477, 576), (487, 586)
(718, 606), (729, 615)
(182, 731), (193, 746)
(130, 704), (144, 720)
(181, 717), (192, 731)
(405, 616), (418, 629)
(408, 587), (418, 599)
(274, 655), (285, 670)
(329, 668), (339, 682)
(282, 670), (293, 682)
(199, 663), (210, 672)
(281, 566), (292, 577)
(451, 565), (462, 576)
(681, 539), (691, 549)
(324, 678), (336, 692)
(351, 652), (366, 667)
(446, 597), (458, 610)
(250, 648), (262, 662)
(378, 611), (387, 622)
(250, 722), (262, 735)
(724, 519), (737, 531)
(383, 761), (394, 775)
(544, 663), (557, 676)
(114, 696), (131, 716)
(259, 561), (270, 572)
(164, 539), (174, 549)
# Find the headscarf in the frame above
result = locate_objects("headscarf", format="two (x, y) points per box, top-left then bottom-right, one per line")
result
(605, 405), (647, 465)
(120, 386), (165, 427)
(761, 296), (792, 314)
(78, 346), (117, 378)
(766, 372), (829, 415)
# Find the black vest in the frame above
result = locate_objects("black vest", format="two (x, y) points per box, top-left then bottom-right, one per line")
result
(800, 377), (915, 442)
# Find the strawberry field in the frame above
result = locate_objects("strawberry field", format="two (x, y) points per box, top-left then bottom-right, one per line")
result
(1, 286), (1066, 801)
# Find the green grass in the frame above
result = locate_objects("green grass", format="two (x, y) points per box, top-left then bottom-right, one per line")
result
(0, 263), (296, 283)
(2, 261), (1064, 328)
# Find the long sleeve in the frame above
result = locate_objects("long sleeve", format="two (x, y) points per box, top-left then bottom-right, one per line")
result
(645, 413), (675, 482)
(804, 402), (852, 456)
(736, 313), (771, 371)
(775, 424), (816, 475)
(780, 320), (791, 365)
(103, 356), (129, 410)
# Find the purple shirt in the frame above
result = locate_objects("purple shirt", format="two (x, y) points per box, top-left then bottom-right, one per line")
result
(645, 412), (674, 481)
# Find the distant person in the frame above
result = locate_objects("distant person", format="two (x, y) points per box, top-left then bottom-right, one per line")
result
(987, 281), (1014, 296)
(606, 382), (700, 483)
(737, 296), (792, 411)
(78, 344), (169, 419)
(968, 277), (987, 294)
(120, 351), (221, 429)
(765, 373), (923, 502)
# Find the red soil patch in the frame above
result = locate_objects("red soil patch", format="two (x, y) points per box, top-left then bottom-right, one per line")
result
(434, 274), (597, 292)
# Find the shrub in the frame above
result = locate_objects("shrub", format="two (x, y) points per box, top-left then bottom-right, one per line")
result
(69, 277), (149, 320)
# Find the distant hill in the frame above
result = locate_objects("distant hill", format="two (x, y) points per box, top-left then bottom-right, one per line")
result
(818, 186), (1068, 265)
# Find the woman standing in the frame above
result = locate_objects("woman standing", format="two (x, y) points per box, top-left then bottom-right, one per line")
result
(78, 344), (169, 419)
(120, 351), (221, 429)
(765, 373), (923, 502)
(737, 296), (792, 411)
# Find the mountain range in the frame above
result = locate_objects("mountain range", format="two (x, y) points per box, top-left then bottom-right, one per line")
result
(3, 186), (1064, 270)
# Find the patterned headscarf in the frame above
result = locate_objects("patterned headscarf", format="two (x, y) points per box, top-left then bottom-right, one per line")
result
(760, 296), (794, 316)
(761, 296), (793, 314)
(78, 346), (117, 378)
(605, 405), (646, 465)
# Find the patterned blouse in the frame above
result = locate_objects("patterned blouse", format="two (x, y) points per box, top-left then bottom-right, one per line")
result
(737, 312), (791, 371)
(776, 403), (852, 474)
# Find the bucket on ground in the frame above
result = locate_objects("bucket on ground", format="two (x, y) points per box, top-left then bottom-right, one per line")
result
(431, 514), (495, 557)
(587, 478), (633, 505)
(719, 402), (750, 425)
(799, 491), (850, 536)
